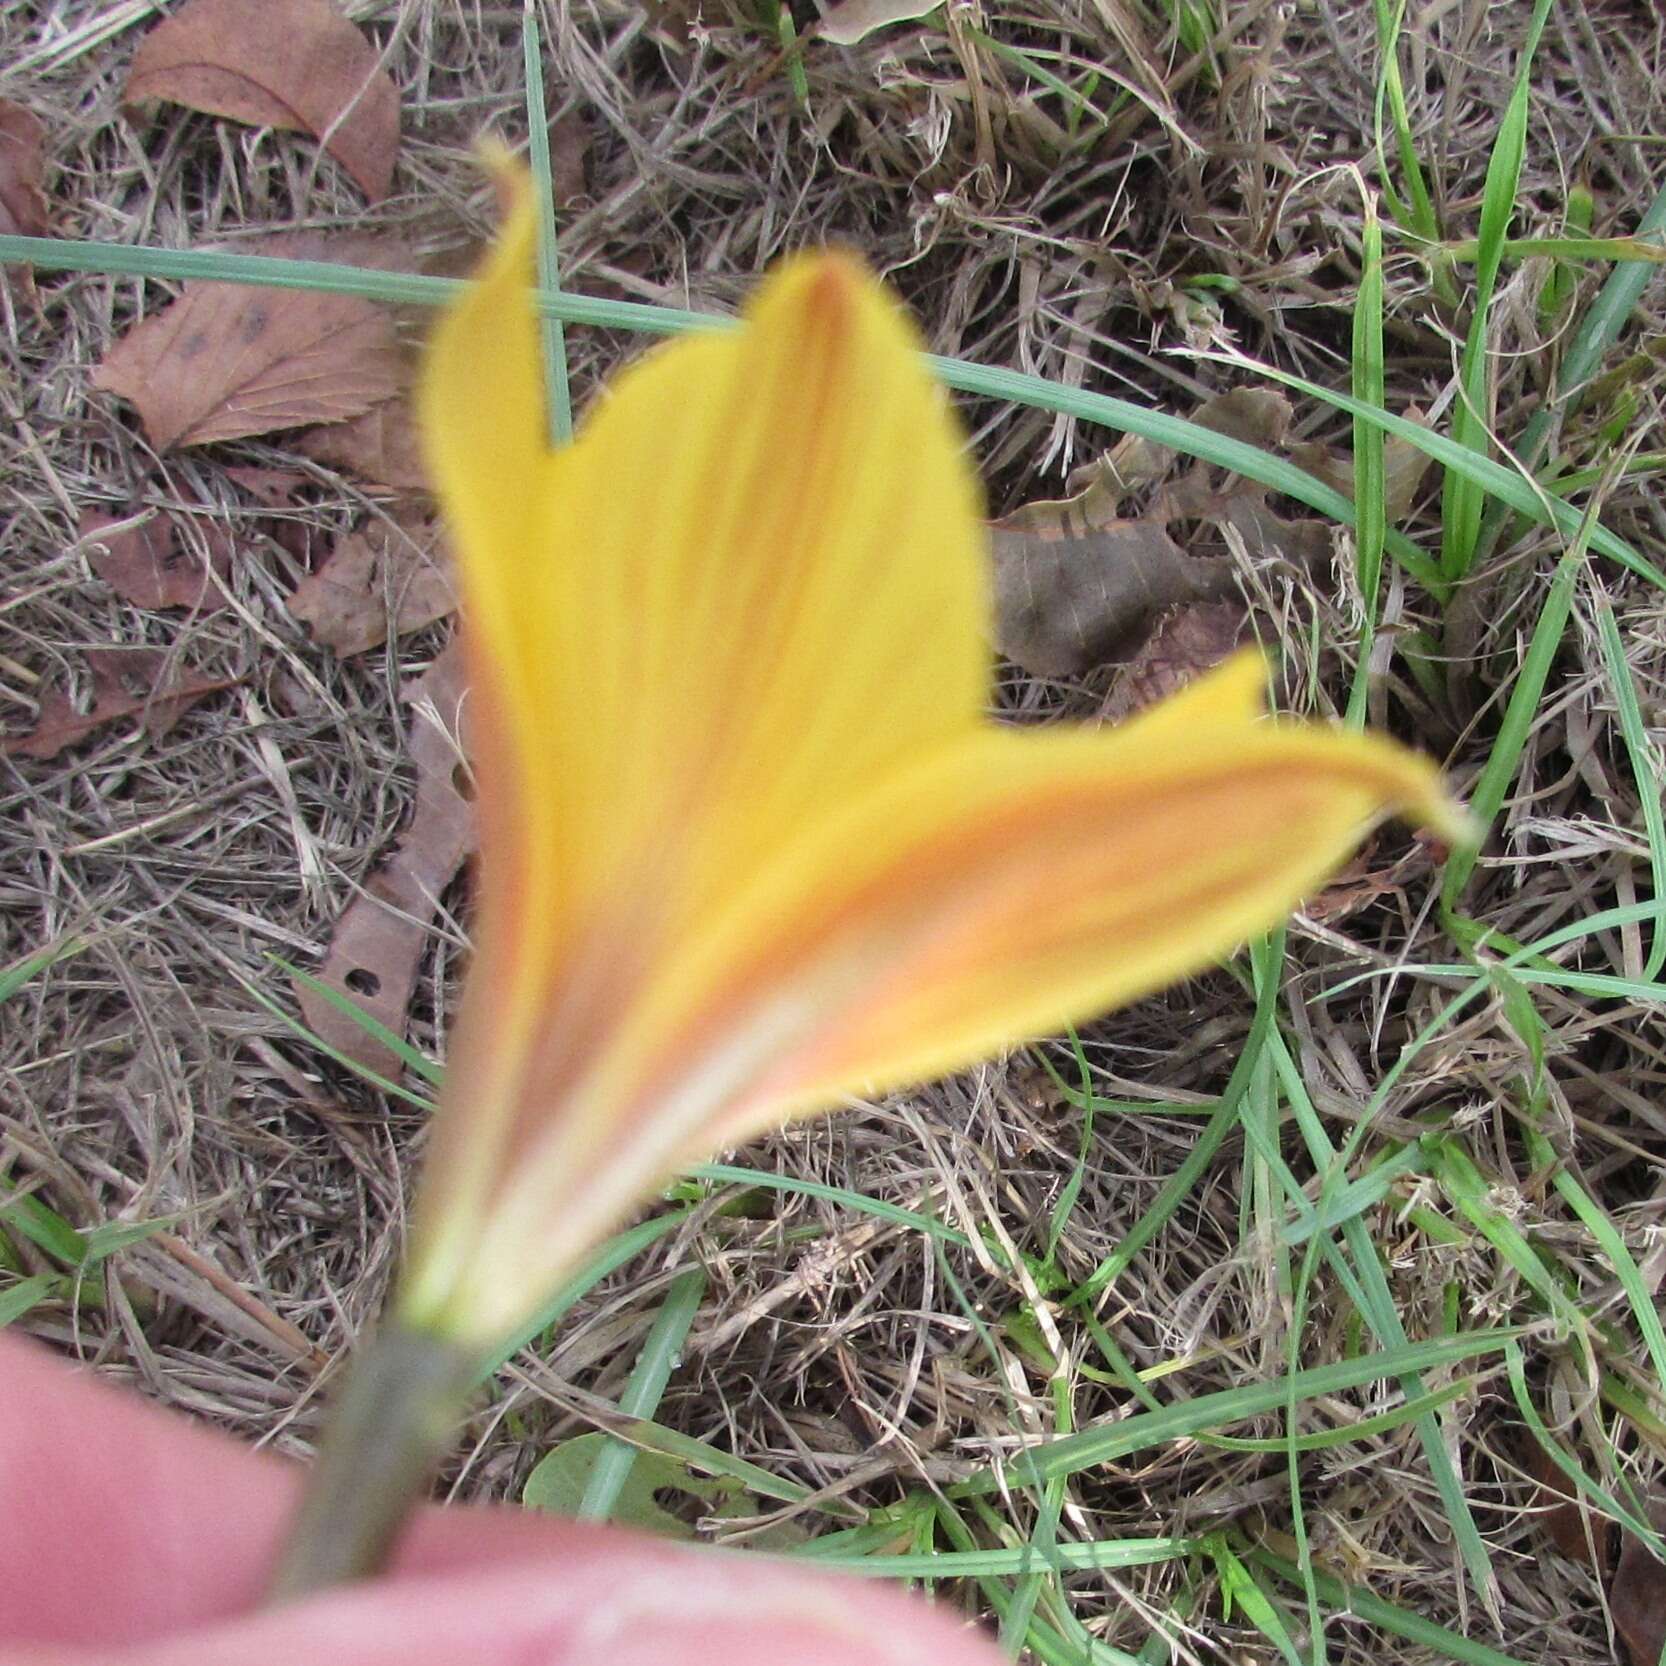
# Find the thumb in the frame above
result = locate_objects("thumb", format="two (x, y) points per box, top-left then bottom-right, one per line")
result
(17, 1545), (1002, 1666)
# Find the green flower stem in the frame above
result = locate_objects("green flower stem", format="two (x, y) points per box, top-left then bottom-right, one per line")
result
(267, 1321), (481, 1602)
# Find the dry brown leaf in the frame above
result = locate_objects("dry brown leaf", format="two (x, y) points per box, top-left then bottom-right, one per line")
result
(297, 643), (474, 1081)
(93, 235), (404, 451)
(222, 464), (309, 507)
(548, 112), (592, 206)
(1523, 1439), (1617, 1574)
(1097, 602), (1249, 723)
(0, 98), (48, 304)
(1288, 407), (1433, 524)
(79, 506), (234, 612)
(990, 515), (1235, 678)
(295, 397), (428, 492)
(3, 647), (235, 761)
(816, 0), (942, 45)
(1614, 1525), (1666, 1666)
(0, 99), (48, 242)
(124, 0), (400, 202)
(286, 513), (453, 656)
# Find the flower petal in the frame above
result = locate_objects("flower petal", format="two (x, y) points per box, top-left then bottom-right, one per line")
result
(408, 186), (994, 1330)
(415, 659), (1461, 1340)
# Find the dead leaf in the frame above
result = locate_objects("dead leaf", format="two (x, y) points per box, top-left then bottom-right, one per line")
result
(124, 0), (400, 202)
(286, 512), (453, 655)
(816, 0), (941, 45)
(1098, 602), (1249, 723)
(1288, 407), (1433, 524)
(1614, 1526), (1666, 1666)
(0, 99), (48, 242)
(1304, 840), (1434, 925)
(1047, 389), (1297, 528)
(295, 397), (428, 492)
(78, 506), (234, 612)
(93, 234), (404, 450)
(3, 648), (234, 761)
(297, 643), (475, 1081)
(548, 112), (592, 206)
(1523, 1439), (1616, 1575)
(0, 98), (48, 304)
(990, 516), (1235, 678)
(222, 464), (309, 507)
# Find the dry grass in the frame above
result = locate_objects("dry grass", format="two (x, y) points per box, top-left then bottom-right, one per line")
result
(4, 2), (1666, 1662)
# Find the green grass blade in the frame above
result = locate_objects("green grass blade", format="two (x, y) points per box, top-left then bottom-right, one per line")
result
(1594, 594), (1666, 979)
(478, 1207), (694, 1379)
(1066, 943), (1281, 1310)
(1267, 1029), (1497, 1610)
(579, 1412), (812, 1507)
(576, 1265), (706, 1522)
(1348, 190), (1388, 726)
(1441, 524), (1590, 905)
(1252, 1547), (1540, 1666)
(0, 1273), (60, 1327)
(0, 231), (1442, 584)
(1212, 353), (1666, 591)
(1471, 175), (1666, 565)
(1370, 0), (1441, 254)
(0, 938), (85, 1003)
(688, 1162), (971, 1249)
(1437, 0), (1553, 583)
(950, 1328), (1521, 1495)
(521, 3), (574, 445)
(804, 1538), (1192, 1578)
(277, 958), (447, 1085)
(1440, 233), (1666, 265)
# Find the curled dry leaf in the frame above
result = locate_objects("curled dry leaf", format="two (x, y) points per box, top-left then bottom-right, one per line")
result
(1058, 389), (1296, 521)
(0, 98), (48, 304)
(92, 234), (405, 451)
(221, 464), (309, 507)
(991, 386), (1342, 678)
(297, 643), (475, 1082)
(78, 506), (234, 612)
(286, 512), (453, 656)
(1523, 1437), (1616, 1574)
(2, 647), (235, 761)
(991, 514), (1234, 678)
(124, 0), (400, 201)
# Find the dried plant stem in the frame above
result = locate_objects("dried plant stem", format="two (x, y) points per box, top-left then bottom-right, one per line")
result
(267, 1323), (480, 1601)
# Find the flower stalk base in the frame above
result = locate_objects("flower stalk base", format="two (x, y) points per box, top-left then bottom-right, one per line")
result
(267, 1322), (480, 1602)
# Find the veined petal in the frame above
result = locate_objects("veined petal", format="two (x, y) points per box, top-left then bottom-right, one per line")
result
(407, 657), (1463, 1341)
(408, 184), (994, 1327)
(423, 179), (990, 950)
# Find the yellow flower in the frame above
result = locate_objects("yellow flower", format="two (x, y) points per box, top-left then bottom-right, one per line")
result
(398, 174), (1464, 1344)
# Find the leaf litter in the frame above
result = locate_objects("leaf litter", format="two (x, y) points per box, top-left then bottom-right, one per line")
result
(286, 512), (454, 656)
(989, 388), (1334, 678)
(0, 98), (47, 242)
(78, 505), (234, 613)
(92, 234), (406, 451)
(123, 0), (400, 202)
(2, 647), (236, 762)
(295, 642), (474, 1082)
